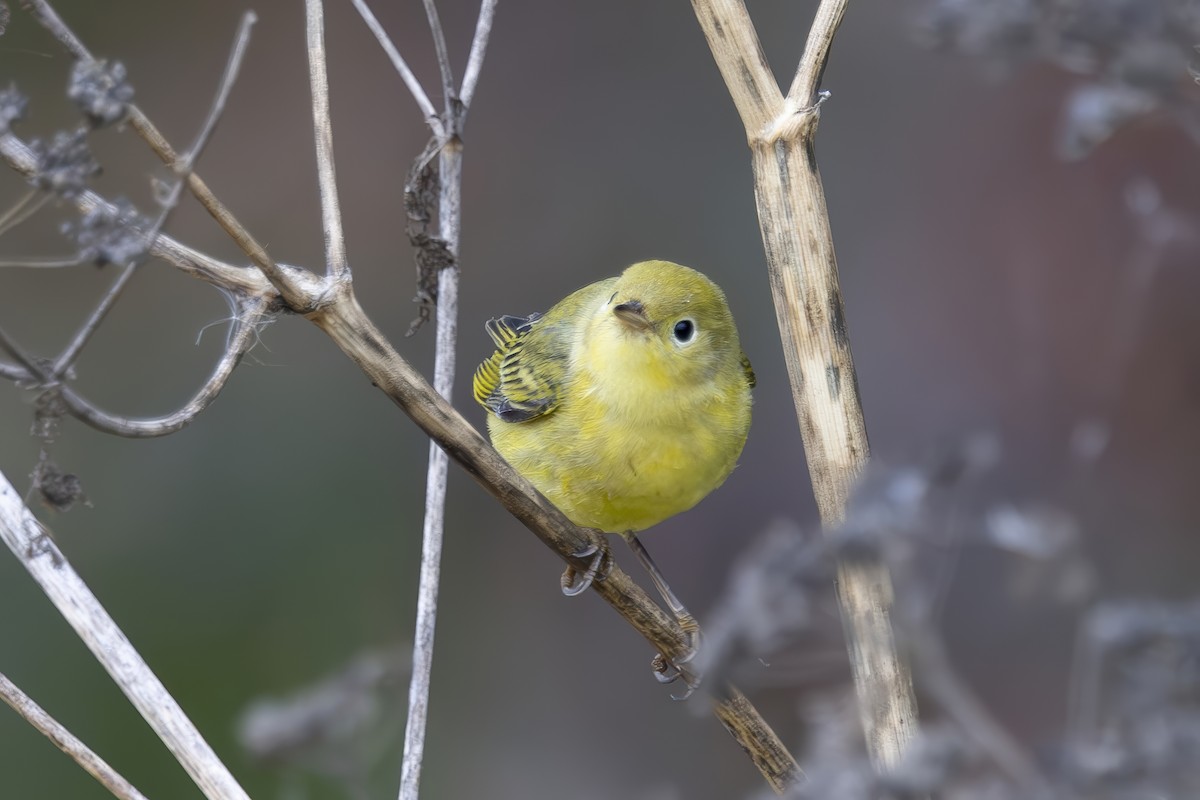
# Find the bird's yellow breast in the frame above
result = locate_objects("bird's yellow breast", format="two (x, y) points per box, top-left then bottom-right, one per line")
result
(487, 314), (751, 533)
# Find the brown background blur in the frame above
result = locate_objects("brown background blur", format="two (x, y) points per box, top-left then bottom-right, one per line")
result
(2, 1), (1199, 798)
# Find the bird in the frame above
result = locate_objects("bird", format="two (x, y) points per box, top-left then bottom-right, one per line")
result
(473, 259), (754, 688)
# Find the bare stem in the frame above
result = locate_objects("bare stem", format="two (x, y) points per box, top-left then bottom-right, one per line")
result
(49, 11), (258, 378)
(395, 0), (483, 790)
(48, 261), (140, 374)
(0, 190), (49, 235)
(24, 0), (301, 305)
(0, 256), (87, 268)
(350, 0), (441, 134)
(399, 139), (463, 800)
(0, 471), (251, 800)
(187, 11), (257, 171)
(0, 672), (151, 800)
(1, 289), (270, 437)
(305, 0), (348, 280)
(0, 361), (28, 380)
(690, 0), (920, 771)
(460, 0), (499, 110)
(61, 297), (272, 437)
(421, 0), (456, 112)
(1, 132), (276, 295)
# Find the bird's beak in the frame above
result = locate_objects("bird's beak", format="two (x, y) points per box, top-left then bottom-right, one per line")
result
(613, 299), (653, 332)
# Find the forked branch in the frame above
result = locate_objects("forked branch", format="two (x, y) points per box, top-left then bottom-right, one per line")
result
(1, 0), (802, 793)
(690, 0), (921, 770)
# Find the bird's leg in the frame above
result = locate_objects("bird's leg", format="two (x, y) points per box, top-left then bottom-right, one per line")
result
(560, 529), (612, 597)
(624, 533), (702, 698)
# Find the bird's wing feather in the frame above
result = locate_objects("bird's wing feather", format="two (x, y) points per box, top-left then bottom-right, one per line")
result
(473, 311), (566, 423)
(741, 351), (756, 389)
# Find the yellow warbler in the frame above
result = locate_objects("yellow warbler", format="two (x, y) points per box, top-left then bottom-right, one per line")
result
(473, 260), (754, 684)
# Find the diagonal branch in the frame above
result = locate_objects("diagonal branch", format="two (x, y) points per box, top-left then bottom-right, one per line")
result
(23, 0), (312, 310)
(0, 294), (271, 432)
(786, 0), (847, 105)
(0, 134), (274, 294)
(689, 0), (780, 136)
(49, 1), (255, 376)
(690, 0), (921, 772)
(46, 9), (257, 378)
(350, 0), (442, 135)
(0, 672), (151, 800)
(8, 1), (801, 792)
(310, 294), (801, 793)
(459, 0), (498, 111)
(0, 190), (49, 235)
(0, 470), (252, 800)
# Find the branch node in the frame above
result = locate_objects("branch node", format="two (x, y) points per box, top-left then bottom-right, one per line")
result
(764, 90), (831, 144)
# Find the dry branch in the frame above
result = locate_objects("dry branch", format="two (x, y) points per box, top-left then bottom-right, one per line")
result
(0, 672), (151, 800)
(0, 132), (273, 295)
(0, 471), (251, 800)
(1, 0), (802, 793)
(690, 0), (921, 770)
(309, 293), (801, 791)
(0, 295), (272, 437)
(340, 2), (488, 794)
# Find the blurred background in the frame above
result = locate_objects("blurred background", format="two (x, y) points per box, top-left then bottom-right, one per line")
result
(2, 0), (1199, 797)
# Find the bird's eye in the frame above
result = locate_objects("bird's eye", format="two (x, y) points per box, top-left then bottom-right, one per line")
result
(672, 319), (696, 344)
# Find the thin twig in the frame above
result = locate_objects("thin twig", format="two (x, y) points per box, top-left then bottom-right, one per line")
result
(0, 296), (269, 436)
(185, 11), (257, 172)
(23, 0), (306, 309)
(343, 2), (487, 795)
(0, 362), (28, 380)
(459, 0), (498, 111)
(347, 0), (478, 794)
(59, 297), (272, 437)
(49, 261), (141, 375)
(0, 672), (152, 800)
(0, 470), (252, 800)
(350, 0), (442, 135)
(0, 256), (86, 268)
(690, 0), (920, 772)
(304, 0), (348, 280)
(786, 0), (847, 106)
(421, 0), (456, 113)
(48, 11), (257, 377)
(0, 190), (49, 235)
(398, 121), (464, 800)
(2, 134), (273, 295)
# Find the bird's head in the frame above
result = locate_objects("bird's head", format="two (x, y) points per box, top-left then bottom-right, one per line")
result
(598, 260), (741, 387)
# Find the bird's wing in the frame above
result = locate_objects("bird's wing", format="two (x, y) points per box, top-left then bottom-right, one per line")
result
(741, 351), (757, 389)
(473, 311), (564, 423)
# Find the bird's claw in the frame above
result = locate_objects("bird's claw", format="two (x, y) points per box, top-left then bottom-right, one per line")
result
(560, 533), (612, 597)
(652, 652), (702, 700)
(650, 616), (703, 700)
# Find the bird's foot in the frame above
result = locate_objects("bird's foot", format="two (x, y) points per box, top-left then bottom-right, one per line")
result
(650, 613), (703, 700)
(560, 531), (612, 597)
